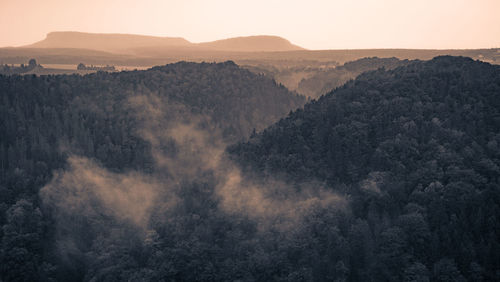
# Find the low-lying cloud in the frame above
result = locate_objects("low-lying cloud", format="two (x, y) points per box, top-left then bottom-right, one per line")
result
(40, 93), (346, 251)
(40, 156), (172, 229)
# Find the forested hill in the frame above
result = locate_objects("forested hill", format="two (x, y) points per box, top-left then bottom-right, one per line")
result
(146, 61), (306, 139)
(230, 56), (500, 280)
(0, 61), (308, 281)
(0, 60), (304, 142)
(0, 60), (305, 193)
(1, 56), (499, 281)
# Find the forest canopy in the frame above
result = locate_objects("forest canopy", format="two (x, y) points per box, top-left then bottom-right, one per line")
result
(0, 56), (499, 281)
(0, 61), (307, 281)
(230, 56), (500, 281)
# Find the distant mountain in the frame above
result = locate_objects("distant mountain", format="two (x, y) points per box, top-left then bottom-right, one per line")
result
(25, 32), (304, 53)
(198, 35), (304, 52)
(26, 31), (191, 53)
(1, 33), (497, 71)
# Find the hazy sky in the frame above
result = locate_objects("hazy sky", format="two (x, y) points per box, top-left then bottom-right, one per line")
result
(1, 0), (499, 50)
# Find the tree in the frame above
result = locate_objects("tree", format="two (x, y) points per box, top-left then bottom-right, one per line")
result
(403, 262), (430, 282)
(432, 258), (466, 282)
(28, 59), (37, 68)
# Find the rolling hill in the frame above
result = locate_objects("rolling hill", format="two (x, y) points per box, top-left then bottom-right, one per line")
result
(230, 56), (500, 281)
(0, 61), (306, 281)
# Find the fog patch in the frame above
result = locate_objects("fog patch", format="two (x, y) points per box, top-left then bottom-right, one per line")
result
(217, 168), (346, 229)
(128, 94), (347, 228)
(40, 156), (172, 229)
(40, 93), (347, 249)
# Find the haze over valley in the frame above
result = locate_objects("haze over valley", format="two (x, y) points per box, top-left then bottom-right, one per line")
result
(2, 31), (499, 98)
(1, 1), (499, 281)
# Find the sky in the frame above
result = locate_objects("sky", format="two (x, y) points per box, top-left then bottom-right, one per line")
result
(1, 0), (499, 50)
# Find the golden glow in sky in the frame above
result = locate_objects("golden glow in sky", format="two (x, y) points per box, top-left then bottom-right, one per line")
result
(1, 0), (499, 49)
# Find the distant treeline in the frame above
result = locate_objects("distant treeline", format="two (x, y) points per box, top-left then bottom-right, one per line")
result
(76, 63), (115, 71)
(0, 58), (41, 75)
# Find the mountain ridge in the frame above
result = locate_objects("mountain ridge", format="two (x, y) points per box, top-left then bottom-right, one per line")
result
(197, 35), (304, 52)
(25, 31), (305, 53)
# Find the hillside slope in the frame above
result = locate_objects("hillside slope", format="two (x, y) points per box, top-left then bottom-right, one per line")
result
(0, 61), (307, 280)
(230, 56), (500, 280)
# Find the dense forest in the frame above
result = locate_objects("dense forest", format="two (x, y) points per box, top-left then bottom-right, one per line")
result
(0, 61), (306, 281)
(230, 56), (500, 281)
(0, 56), (499, 281)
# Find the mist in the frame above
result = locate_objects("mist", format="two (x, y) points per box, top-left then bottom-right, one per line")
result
(37, 91), (346, 273)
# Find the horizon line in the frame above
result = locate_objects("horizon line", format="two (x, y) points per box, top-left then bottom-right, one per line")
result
(2, 30), (499, 51)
